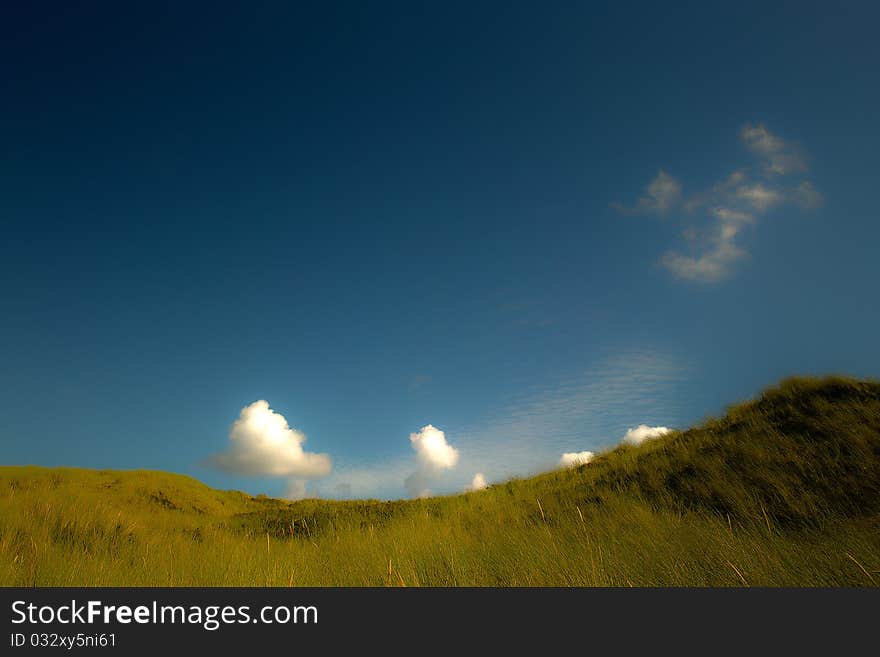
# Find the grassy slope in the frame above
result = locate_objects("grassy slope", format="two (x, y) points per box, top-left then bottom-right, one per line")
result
(1, 376), (879, 586)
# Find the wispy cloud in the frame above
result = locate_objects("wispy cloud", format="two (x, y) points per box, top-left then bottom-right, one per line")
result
(734, 183), (784, 212)
(445, 350), (686, 488)
(316, 457), (413, 500)
(616, 123), (822, 283)
(612, 170), (682, 215)
(740, 123), (806, 175)
(662, 206), (753, 282)
(791, 181), (823, 209)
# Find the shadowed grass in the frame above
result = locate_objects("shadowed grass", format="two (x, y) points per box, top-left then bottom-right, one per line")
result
(1, 376), (879, 586)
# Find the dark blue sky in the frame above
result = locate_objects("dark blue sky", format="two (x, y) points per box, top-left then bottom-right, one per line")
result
(2, 2), (879, 498)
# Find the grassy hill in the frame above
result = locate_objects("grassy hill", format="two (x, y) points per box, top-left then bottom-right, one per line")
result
(2, 376), (879, 586)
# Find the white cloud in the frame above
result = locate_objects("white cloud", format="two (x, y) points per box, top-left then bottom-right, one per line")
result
(613, 169), (682, 215)
(640, 123), (824, 283)
(466, 472), (488, 491)
(208, 400), (332, 479)
(410, 424), (459, 469)
(405, 424), (459, 498)
(621, 424), (671, 445)
(735, 183), (784, 212)
(662, 205), (753, 282)
(559, 451), (594, 468)
(661, 243), (744, 282)
(740, 123), (806, 175)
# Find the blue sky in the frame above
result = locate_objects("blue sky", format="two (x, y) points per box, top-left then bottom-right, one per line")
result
(2, 2), (879, 499)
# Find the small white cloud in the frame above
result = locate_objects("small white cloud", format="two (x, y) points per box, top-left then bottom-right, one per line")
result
(559, 450), (594, 468)
(740, 123), (806, 175)
(405, 424), (459, 498)
(613, 170), (682, 215)
(466, 472), (488, 491)
(208, 400), (332, 479)
(735, 183), (784, 212)
(621, 424), (671, 445)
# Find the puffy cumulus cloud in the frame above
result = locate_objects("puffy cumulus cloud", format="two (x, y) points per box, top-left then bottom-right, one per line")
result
(612, 170), (682, 215)
(405, 424), (459, 498)
(466, 472), (488, 491)
(410, 424), (459, 469)
(208, 400), (332, 479)
(559, 451), (594, 468)
(621, 424), (671, 445)
(740, 123), (806, 175)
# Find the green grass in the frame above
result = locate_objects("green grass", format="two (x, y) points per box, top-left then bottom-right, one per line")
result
(2, 375), (879, 586)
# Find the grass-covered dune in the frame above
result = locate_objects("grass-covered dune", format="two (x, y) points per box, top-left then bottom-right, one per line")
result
(2, 376), (879, 586)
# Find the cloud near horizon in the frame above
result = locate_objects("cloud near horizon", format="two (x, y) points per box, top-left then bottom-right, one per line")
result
(284, 479), (308, 500)
(621, 424), (671, 445)
(615, 123), (822, 283)
(466, 472), (488, 491)
(207, 401), (332, 494)
(559, 423), (670, 469)
(405, 424), (460, 498)
(559, 450), (594, 468)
